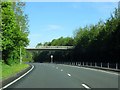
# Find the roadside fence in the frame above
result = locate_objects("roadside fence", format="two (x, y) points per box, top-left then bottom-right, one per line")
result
(55, 61), (120, 72)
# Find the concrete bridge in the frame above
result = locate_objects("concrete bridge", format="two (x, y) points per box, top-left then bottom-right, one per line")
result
(26, 46), (74, 51)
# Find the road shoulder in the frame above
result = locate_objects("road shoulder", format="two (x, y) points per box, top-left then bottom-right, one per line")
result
(0, 64), (33, 89)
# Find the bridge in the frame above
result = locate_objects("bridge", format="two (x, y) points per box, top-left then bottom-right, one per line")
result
(26, 46), (74, 51)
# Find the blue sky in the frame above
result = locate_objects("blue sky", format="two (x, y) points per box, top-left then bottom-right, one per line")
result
(25, 2), (118, 48)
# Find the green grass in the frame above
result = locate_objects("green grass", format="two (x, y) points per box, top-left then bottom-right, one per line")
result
(0, 61), (29, 80)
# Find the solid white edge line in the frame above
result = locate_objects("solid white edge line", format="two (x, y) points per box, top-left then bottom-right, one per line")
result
(82, 84), (91, 89)
(67, 73), (71, 77)
(79, 67), (119, 75)
(1, 65), (34, 90)
(60, 64), (118, 75)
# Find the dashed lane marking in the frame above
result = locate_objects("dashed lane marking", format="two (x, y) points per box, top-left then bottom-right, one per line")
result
(67, 73), (71, 77)
(82, 84), (91, 89)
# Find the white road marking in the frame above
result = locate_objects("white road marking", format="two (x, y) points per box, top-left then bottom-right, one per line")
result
(67, 73), (71, 77)
(82, 84), (91, 89)
(60, 64), (118, 75)
(61, 69), (63, 71)
(56, 67), (58, 69)
(1, 65), (34, 90)
(79, 67), (119, 75)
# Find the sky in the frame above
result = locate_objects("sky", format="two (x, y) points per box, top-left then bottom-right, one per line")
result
(25, 2), (118, 48)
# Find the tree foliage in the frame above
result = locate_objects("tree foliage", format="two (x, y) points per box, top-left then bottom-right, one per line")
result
(73, 8), (120, 63)
(36, 37), (75, 46)
(1, 2), (30, 65)
(34, 6), (120, 63)
(34, 37), (74, 62)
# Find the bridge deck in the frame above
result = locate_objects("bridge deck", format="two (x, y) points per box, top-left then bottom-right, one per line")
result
(26, 46), (74, 51)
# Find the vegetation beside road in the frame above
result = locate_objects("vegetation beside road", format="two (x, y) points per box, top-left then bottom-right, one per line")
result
(35, 4), (120, 63)
(0, 2), (32, 80)
(1, 2), (31, 65)
(0, 60), (29, 80)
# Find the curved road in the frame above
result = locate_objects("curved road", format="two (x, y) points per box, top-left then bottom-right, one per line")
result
(7, 63), (119, 89)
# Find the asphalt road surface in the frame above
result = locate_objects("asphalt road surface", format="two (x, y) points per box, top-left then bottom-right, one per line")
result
(7, 63), (119, 89)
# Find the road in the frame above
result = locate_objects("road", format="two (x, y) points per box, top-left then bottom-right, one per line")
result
(7, 63), (119, 89)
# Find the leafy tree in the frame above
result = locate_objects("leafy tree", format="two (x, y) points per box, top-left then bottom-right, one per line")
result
(73, 7), (120, 63)
(34, 3), (120, 63)
(1, 2), (29, 65)
(23, 51), (33, 62)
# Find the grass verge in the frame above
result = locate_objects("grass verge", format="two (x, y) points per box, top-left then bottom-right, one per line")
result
(0, 61), (29, 80)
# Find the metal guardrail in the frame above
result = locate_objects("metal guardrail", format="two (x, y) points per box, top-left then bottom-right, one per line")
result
(36, 46), (74, 49)
(26, 46), (74, 50)
(55, 62), (120, 72)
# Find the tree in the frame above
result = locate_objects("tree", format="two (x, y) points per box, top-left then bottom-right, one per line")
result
(34, 3), (120, 63)
(34, 36), (75, 63)
(1, 2), (29, 65)
(36, 43), (43, 48)
(73, 7), (120, 63)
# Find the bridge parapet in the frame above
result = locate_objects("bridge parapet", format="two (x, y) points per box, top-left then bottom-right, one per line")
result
(26, 46), (74, 51)
(36, 46), (74, 49)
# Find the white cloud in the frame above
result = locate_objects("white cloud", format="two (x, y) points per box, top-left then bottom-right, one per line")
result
(47, 25), (62, 30)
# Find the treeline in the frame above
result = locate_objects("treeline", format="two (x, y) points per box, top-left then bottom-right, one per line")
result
(74, 10), (120, 63)
(36, 37), (75, 47)
(34, 7), (120, 63)
(34, 37), (74, 62)
(1, 2), (32, 65)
